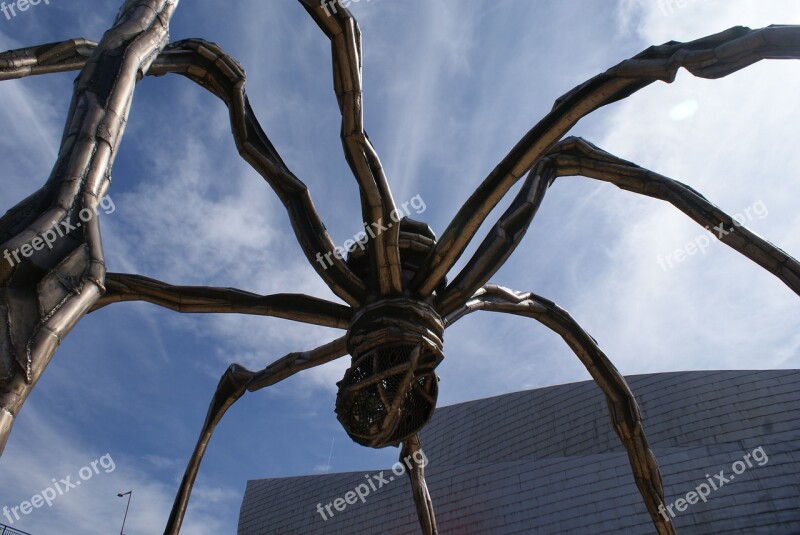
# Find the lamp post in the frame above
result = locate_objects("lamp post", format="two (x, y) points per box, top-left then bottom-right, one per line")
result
(117, 490), (132, 535)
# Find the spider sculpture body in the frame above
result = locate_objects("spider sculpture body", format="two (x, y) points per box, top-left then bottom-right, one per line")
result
(0, 1), (799, 534)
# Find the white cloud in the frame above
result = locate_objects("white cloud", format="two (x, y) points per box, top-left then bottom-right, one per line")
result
(0, 405), (236, 535)
(564, 0), (800, 374)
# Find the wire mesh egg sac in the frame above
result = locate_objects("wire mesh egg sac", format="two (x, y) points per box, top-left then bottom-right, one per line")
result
(335, 342), (440, 448)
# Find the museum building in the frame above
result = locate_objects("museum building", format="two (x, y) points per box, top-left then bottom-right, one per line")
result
(238, 370), (800, 534)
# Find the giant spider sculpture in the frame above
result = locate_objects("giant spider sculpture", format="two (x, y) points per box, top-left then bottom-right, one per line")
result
(0, 1), (799, 534)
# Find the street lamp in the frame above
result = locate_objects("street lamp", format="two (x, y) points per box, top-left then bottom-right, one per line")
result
(117, 490), (133, 535)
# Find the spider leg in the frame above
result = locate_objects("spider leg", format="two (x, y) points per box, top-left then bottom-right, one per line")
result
(165, 336), (348, 535)
(90, 272), (352, 329)
(298, 0), (403, 295)
(437, 136), (800, 316)
(435, 165), (548, 316)
(0, 38), (97, 80)
(401, 434), (439, 535)
(446, 285), (676, 535)
(150, 40), (368, 306)
(412, 25), (800, 297)
(0, 0), (178, 455)
(0, 37), (369, 306)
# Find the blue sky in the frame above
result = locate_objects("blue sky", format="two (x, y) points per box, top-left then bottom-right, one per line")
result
(1, 0), (799, 533)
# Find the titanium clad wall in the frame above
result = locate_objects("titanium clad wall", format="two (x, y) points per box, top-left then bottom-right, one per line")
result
(238, 370), (800, 534)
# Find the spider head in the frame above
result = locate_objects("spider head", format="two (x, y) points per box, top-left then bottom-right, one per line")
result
(344, 217), (447, 295)
(336, 299), (444, 448)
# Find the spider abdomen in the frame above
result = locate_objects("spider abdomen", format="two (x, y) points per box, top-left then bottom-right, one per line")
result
(336, 299), (444, 448)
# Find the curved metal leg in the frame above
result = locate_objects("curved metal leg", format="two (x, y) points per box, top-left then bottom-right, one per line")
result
(150, 39), (368, 305)
(0, 38), (97, 80)
(437, 136), (800, 316)
(165, 363), (255, 535)
(413, 25), (800, 297)
(165, 337), (348, 535)
(91, 272), (353, 329)
(401, 434), (438, 535)
(447, 285), (677, 535)
(298, 0), (403, 295)
(0, 0), (178, 456)
(0, 35), (371, 307)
